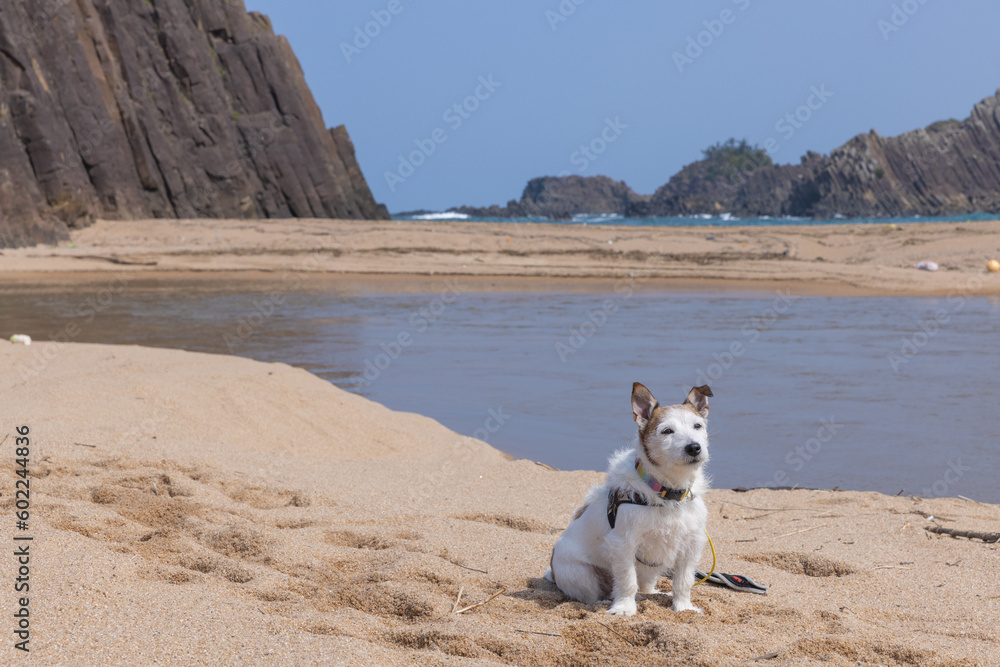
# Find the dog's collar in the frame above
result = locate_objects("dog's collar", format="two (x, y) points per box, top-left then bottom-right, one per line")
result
(634, 457), (691, 502)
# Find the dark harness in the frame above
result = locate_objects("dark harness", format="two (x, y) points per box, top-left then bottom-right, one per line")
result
(602, 464), (771, 595)
(606, 486), (692, 530)
(606, 486), (694, 569)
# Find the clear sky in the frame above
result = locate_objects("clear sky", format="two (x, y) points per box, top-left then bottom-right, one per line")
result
(244, 0), (1000, 213)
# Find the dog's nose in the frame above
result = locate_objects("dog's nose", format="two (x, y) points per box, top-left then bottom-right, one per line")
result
(684, 443), (702, 457)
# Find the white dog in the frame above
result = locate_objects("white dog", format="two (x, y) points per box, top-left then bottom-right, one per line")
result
(545, 382), (712, 616)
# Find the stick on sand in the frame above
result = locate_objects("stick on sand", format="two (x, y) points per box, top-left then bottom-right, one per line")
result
(515, 629), (561, 638)
(596, 621), (631, 643)
(453, 588), (505, 615)
(451, 562), (488, 574)
(774, 524), (827, 539)
(925, 526), (1000, 543)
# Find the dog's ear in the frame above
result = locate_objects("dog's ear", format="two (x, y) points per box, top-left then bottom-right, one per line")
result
(684, 385), (713, 418)
(631, 382), (658, 429)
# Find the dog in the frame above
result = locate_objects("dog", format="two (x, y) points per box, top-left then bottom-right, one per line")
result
(544, 382), (712, 616)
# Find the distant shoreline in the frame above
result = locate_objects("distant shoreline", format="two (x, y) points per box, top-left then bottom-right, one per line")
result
(393, 210), (1000, 227)
(2, 216), (999, 297)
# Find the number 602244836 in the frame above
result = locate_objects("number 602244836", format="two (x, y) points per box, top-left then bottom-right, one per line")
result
(14, 425), (30, 524)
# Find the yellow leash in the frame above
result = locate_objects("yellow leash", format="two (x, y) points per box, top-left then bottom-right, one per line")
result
(677, 489), (716, 586)
(694, 530), (716, 586)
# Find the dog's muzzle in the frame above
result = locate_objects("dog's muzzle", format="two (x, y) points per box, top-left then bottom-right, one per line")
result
(684, 443), (703, 461)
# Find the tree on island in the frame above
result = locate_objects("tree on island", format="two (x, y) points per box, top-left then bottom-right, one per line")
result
(699, 138), (773, 182)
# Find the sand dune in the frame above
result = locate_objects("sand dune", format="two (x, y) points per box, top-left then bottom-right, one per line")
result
(2, 341), (996, 665)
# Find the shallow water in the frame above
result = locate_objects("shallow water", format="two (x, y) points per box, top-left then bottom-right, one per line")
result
(395, 211), (998, 228)
(4, 277), (999, 502)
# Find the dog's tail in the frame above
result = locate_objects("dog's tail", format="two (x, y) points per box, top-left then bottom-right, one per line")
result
(543, 567), (554, 583)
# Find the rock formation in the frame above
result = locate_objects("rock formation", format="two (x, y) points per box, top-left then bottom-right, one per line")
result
(458, 90), (1000, 221)
(455, 175), (649, 220)
(0, 0), (387, 247)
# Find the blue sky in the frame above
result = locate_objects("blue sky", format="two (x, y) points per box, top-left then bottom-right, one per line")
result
(244, 0), (1000, 213)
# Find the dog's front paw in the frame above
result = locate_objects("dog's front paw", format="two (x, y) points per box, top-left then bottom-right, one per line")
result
(606, 598), (637, 617)
(639, 585), (663, 595)
(670, 600), (702, 613)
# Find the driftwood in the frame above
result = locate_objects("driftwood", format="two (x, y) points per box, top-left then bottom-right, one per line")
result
(925, 526), (1000, 543)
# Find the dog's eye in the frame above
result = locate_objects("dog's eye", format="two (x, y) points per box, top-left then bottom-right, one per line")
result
(660, 428), (673, 435)
(694, 423), (703, 430)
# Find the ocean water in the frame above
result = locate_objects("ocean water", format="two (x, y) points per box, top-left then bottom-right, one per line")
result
(4, 278), (999, 502)
(395, 211), (998, 227)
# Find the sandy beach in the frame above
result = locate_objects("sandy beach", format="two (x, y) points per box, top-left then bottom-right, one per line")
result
(2, 217), (1000, 295)
(3, 340), (998, 666)
(5, 0), (1000, 662)
(4, 218), (999, 664)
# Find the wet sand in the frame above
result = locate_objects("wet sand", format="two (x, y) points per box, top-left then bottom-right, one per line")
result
(2, 216), (1000, 295)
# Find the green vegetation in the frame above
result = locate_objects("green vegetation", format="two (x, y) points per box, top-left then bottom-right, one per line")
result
(702, 138), (773, 167)
(232, 110), (242, 121)
(700, 138), (773, 182)
(874, 166), (885, 179)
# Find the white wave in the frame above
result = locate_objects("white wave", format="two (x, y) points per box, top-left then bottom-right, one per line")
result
(572, 213), (625, 222)
(691, 213), (739, 221)
(408, 211), (470, 220)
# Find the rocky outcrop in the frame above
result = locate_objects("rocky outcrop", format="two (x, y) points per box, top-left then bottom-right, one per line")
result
(647, 92), (1000, 218)
(459, 90), (1000, 220)
(455, 175), (649, 220)
(0, 0), (386, 247)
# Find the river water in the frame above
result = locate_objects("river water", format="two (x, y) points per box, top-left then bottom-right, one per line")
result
(4, 276), (998, 502)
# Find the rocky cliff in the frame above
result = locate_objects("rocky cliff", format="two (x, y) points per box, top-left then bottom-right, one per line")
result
(460, 90), (1000, 221)
(0, 0), (387, 247)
